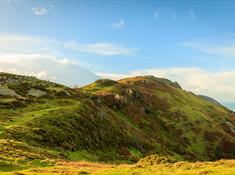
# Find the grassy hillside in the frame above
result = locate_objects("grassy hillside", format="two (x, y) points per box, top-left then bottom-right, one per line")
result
(0, 73), (235, 173)
(82, 76), (235, 161)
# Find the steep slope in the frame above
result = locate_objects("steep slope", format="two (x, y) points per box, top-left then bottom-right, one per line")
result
(82, 76), (235, 161)
(0, 73), (235, 167)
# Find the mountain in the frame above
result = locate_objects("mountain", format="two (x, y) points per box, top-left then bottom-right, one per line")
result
(0, 73), (235, 171)
(223, 102), (235, 111)
(198, 95), (222, 106)
(82, 76), (235, 160)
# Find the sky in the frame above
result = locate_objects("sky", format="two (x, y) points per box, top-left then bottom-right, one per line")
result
(0, 0), (235, 109)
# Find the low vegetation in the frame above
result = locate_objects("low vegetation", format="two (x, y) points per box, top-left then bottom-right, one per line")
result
(1, 159), (235, 175)
(0, 73), (235, 174)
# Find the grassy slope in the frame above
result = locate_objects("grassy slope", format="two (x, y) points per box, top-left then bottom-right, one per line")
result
(0, 139), (58, 172)
(82, 76), (235, 161)
(0, 74), (235, 173)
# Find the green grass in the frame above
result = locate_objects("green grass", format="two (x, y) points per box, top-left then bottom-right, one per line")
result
(0, 139), (58, 172)
(1, 159), (235, 175)
(67, 150), (100, 162)
(0, 160), (23, 172)
(5, 106), (62, 128)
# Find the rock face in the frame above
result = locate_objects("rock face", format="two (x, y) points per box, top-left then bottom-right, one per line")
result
(0, 88), (18, 96)
(223, 121), (235, 134)
(0, 88), (24, 99)
(0, 72), (74, 101)
(28, 89), (47, 97)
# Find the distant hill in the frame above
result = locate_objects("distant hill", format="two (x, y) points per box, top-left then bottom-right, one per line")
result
(198, 95), (221, 105)
(0, 73), (235, 169)
(223, 102), (235, 111)
(199, 95), (234, 111)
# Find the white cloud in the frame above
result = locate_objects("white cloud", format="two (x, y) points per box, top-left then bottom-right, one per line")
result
(0, 34), (60, 56)
(183, 40), (235, 58)
(0, 34), (101, 86)
(0, 33), (135, 56)
(0, 33), (135, 86)
(65, 41), (136, 56)
(97, 67), (235, 104)
(32, 7), (47, 16)
(0, 54), (98, 86)
(35, 70), (50, 80)
(112, 19), (125, 29)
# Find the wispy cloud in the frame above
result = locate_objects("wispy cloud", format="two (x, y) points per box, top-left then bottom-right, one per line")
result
(97, 67), (235, 104)
(182, 38), (235, 57)
(112, 19), (125, 29)
(0, 33), (136, 85)
(0, 33), (136, 56)
(154, 9), (161, 19)
(0, 34), (113, 86)
(65, 41), (136, 56)
(188, 9), (196, 19)
(173, 13), (177, 20)
(32, 7), (47, 16)
(49, 4), (54, 10)
(2, 0), (22, 2)
(153, 9), (195, 20)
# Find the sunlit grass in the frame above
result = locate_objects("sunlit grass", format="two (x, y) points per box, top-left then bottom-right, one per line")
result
(1, 160), (235, 175)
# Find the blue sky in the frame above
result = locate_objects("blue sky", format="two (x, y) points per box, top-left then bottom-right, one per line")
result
(1, 0), (235, 107)
(1, 0), (235, 72)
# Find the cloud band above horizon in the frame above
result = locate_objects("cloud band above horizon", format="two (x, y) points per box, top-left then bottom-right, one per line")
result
(97, 68), (235, 104)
